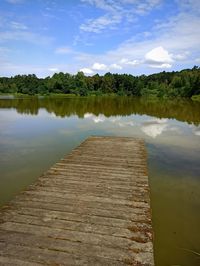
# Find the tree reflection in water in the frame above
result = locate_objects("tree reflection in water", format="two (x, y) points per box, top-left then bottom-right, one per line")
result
(0, 96), (199, 125)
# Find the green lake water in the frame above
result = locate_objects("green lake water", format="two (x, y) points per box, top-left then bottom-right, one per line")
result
(0, 96), (200, 266)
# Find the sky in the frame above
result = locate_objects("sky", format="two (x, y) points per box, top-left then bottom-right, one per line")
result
(0, 0), (200, 77)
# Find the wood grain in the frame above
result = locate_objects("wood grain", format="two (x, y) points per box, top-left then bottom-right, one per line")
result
(0, 136), (154, 265)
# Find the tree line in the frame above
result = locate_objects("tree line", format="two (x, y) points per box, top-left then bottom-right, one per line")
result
(0, 66), (199, 98)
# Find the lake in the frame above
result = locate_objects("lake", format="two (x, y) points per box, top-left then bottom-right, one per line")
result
(0, 96), (200, 265)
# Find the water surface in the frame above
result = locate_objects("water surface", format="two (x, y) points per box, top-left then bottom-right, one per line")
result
(0, 96), (200, 266)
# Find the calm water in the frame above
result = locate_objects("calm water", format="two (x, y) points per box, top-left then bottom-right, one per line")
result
(0, 96), (200, 266)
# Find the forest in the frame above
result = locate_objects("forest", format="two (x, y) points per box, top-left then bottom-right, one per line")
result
(0, 66), (199, 98)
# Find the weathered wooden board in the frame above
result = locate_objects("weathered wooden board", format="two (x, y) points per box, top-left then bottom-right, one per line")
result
(0, 136), (154, 265)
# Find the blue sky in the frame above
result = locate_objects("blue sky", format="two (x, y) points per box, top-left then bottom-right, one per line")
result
(0, 0), (200, 77)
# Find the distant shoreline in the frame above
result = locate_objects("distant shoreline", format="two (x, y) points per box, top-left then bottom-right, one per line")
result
(0, 67), (199, 100)
(0, 93), (200, 102)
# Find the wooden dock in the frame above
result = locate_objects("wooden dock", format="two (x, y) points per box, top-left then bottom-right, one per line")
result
(0, 136), (154, 265)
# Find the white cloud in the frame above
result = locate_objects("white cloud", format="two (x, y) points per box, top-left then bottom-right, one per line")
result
(154, 14), (200, 51)
(93, 115), (106, 123)
(80, 0), (162, 33)
(73, 14), (199, 73)
(109, 63), (122, 70)
(80, 67), (94, 74)
(176, 0), (200, 14)
(141, 119), (168, 138)
(55, 46), (72, 54)
(81, 0), (122, 13)
(85, 62), (123, 72)
(1, 0), (199, 76)
(144, 46), (174, 68)
(148, 63), (172, 69)
(10, 21), (28, 30)
(142, 123), (167, 138)
(83, 112), (135, 127)
(80, 62), (122, 74)
(80, 15), (121, 33)
(118, 121), (134, 127)
(84, 113), (105, 123)
(111, 14), (200, 67)
(76, 10), (200, 73)
(172, 51), (190, 60)
(134, 0), (162, 15)
(48, 68), (59, 72)
(145, 46), (173, 64)
(193, 126), (200, 136)
(78, 46), (176, 74)
(92, 62), (108, 70)
(194, 131), (200, 136)
(84, 113), (93, 118)
(81, 0), (161, 14)
(110, 116), (121, 123)
(120, 58), (140, 66)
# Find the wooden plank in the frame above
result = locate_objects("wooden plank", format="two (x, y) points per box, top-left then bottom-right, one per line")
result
(0, 136), (154, 265)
